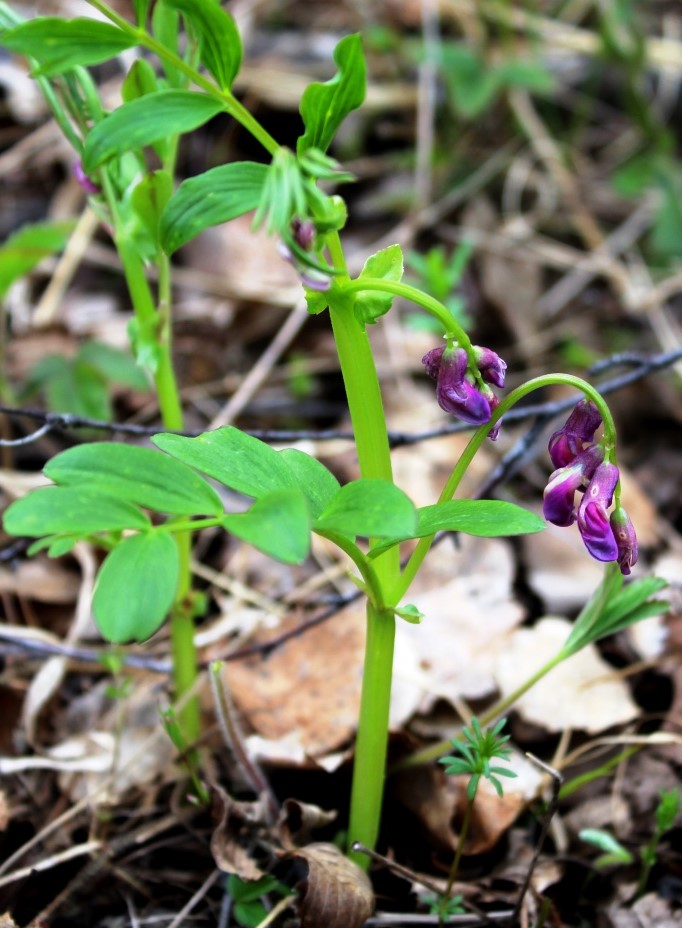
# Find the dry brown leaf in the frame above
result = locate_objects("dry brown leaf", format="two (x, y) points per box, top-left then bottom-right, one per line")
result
(0, 558), (79, 603)
(494, 617), (639, 733)
(395, 535), (525, 711)
(289, 842), (374, 928)
(524, 522), (605, 613)
(228, 604), (365, 761)
(210, 784), (271, 881)
(393, 749), (542, 856)
(279, 798), (337, 849)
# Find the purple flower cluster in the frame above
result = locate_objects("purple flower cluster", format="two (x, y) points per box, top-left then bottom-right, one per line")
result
(421, 344), (507, 440)
(543, 400), (638, 574)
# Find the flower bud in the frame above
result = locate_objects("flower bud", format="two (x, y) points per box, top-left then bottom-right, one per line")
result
(543, 444), (604, 527)
(548, 400), (602, 469)
(610, 506), (638, 575)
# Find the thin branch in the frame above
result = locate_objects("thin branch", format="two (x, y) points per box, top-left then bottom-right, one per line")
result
(0, 346), (680, 447)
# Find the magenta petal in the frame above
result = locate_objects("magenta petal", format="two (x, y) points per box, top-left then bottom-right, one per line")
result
(578, 502), (619, 561)
(548, 400), (603, 468)
(474, 345), (507, 389)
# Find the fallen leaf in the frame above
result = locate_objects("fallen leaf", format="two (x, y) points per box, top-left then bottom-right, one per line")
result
(0, 558), (79, 603)
(210, 784), (271, 881)
(494, 617), (639, 733)
(228, 604), (365, 762)
(289, 842), (374, 928)
(279, 798), (337, 849)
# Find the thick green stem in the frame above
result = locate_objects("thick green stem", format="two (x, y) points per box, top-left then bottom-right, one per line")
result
(347, 602), (396, 861)
(326, 234), (400, 864)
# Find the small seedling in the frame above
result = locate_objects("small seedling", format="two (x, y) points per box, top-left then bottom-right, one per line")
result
(435, 718), (517, 919)
(226, 874), (290, 928)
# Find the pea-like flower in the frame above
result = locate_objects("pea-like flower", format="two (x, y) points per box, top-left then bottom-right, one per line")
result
(422, 343), (506, 438)
(548, 399), (602, 469)
(609, 505), (638, 575)
(577, 461), (620, 562)
(543, 444), (604, 527)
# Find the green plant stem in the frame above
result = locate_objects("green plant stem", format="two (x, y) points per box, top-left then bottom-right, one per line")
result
(84, 0), (279, 157)
(326, 232), (402, 864)
(442, 795), (475, 915)
(342, 277), (467, 348)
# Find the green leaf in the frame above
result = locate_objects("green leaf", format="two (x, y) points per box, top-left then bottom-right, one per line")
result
(314, 479), (417, 539)
(160, 161), (268, 254)
(82, 90), (225, 172)
(122, 57), (158, 103)
(297, 33), (366, 154)
(153, 427), (297, 500)
(564, 575), (668, 655)
(165, 0), (242, 90)
(93, 532), (179, 642)
(579, 829), (634, 866)
(369, 499), (545, 557)
(0, 17), (136, 76)
(496, 59), (554, 93)
(0, 220), (74, 299)
(277, 448), (340, 519)
(77, 341), (149, 391)
(131, 170), (174, 245)
(132, 0), (152, 28)
(441, 44), (499, 118)
(395, 603), (424, 625)
(3, 486), (149, 537)
(222, 489), (310, 564)
(354, 243), (403, 325)
(45, 443), (223, 516)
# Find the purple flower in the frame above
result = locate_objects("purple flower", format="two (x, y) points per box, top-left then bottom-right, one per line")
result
(422, 343), (507, 437)
(422, 346), (492, 426)
(543, 444), (604, 527)
(548, 400), (602, 469)
(610, 506), (638, 575)
(577, 462), (620, 562)
(473, 346), (507, 389)
(73, 159), (100, 195)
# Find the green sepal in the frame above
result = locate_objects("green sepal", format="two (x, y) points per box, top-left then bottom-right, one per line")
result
(395, 604), (424, 625)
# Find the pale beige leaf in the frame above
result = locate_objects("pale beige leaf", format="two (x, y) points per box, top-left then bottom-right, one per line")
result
(494, 617), (639, 732)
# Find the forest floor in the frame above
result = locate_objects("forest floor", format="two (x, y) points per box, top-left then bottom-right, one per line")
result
(0, 1), (681, 927)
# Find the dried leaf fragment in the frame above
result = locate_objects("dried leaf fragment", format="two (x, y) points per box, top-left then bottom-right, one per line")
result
(210, 784), (271, 881)
(290, 842), (374, 928)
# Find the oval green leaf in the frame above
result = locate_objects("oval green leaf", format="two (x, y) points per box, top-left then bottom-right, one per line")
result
(165, 0), (242, 90)
(44, 443), (223, 516)
(82, 90), (225, 172)
(93, 532), (179, 642)
(0, 18), (136, 76)
(314, 479), (417, 539)
(160, 161), (268, 254)
(277, 448), (340, 519)
(3, 486), (149, 537)
(153, 427), (297, 500)
(367, 498), (545, 558)
(222, 489), (311, 564)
